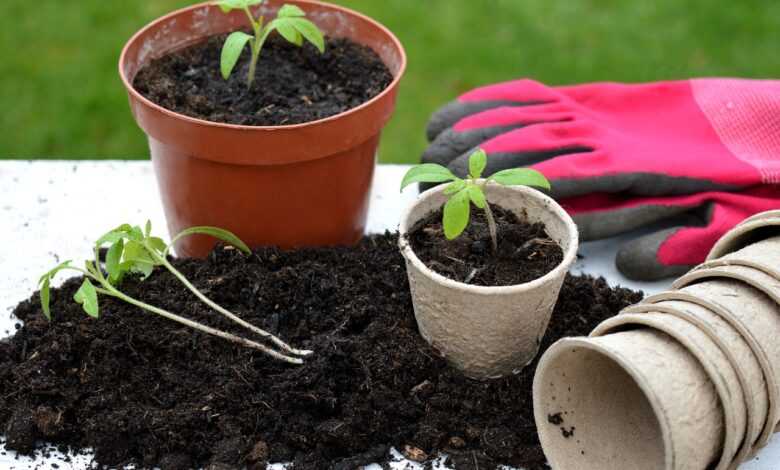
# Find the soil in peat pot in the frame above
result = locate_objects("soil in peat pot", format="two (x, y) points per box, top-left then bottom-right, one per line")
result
(407, 203), (565, 286)
(0, 234), (641, 470)
(133, 34), (393, 126)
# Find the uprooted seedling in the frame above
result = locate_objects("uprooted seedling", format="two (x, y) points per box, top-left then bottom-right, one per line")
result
(38, 222), (312, 364)
(401, 148), (551, 253)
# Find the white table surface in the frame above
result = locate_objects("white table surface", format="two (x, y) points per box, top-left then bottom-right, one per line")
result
(0, 161), (776, 469)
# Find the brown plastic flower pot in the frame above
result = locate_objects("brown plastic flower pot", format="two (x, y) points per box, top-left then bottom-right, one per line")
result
(119, 1), (406, 257)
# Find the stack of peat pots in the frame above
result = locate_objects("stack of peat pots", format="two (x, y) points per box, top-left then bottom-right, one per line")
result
(533, 210), (780, 470)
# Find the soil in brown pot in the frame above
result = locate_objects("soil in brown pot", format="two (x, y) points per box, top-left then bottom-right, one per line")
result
(407, 203), (565, 286)
(0, 233), (640, 470)
(133, 34), (393, 126)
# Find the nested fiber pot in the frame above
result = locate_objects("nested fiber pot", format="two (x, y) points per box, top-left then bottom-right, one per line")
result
(591, 313), (744, 470)
(533, 330), (723, 470)
(398, 183), (578, 380)
(119, 0), (406, 257)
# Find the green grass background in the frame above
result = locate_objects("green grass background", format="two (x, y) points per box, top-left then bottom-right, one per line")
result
(2, 0), (779, 163)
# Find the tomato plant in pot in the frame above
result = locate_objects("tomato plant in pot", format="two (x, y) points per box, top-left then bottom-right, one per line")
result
(398, 149), (579, 380)
(119, 0), (406, 257)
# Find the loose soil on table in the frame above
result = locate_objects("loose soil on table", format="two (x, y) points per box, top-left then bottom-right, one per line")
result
(133, 34), (393, 126)
(0, 234), (641, 470)
(407, 204), (565, 286)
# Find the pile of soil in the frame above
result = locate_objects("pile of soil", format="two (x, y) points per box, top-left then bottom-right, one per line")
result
(0, 234), (641, 470)
(408, 204), (564, 286)
(133, 34), (393, 126)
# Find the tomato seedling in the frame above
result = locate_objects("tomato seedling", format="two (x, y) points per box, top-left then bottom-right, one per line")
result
(38, 221), (312, 364)
(216, 0), (325, 87)
(401, 149), (550, 253)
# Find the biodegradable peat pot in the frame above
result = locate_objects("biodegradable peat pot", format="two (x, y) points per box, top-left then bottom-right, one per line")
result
(708, 236), (780, 281)
(673, 273), (780, 428)
(591, 313), (743, 470)
(708, 217), (780, 262)
(534, 330), (723, 470)
(398, 183), (578, 380)
(119, 0), (406, 257)
(628, 297), (770, 457)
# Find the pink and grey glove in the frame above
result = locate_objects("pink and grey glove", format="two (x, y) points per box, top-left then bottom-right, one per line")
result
(424, 78), (780, 198)
(422, 78), (780, 280)
(564, 186), (780, 280)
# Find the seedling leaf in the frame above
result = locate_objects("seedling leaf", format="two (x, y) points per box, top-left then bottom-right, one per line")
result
(443, 179), (466, 195)
(40, 277), (51, 320)
(400, 164), (457, 190)
(272, 19), (303, 46)
(489, 168), (551, 190)
(171, 226), (252, 255)
(221, 31), (254, 80)
(106, 239), (125, 283)
(148, 237), (168, 254)
(144, 220), (152, 237)
(469, 149), (487, 179)
(74, 279), (99, 318)
(39, 260), (73, 284)
(467, 185), (487, 209)
(443, 189), (470, 240)
(277, 4), (306, 17)
(216, 0), (263, 13)
(290, 18), (325, 53)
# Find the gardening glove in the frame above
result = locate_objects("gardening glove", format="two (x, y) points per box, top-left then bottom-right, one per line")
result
(423, 78), (780, 199)
(562, 186), (780, 280)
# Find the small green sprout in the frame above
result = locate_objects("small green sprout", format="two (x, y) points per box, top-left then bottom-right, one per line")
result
(401, 149), (551, 253)
(216, 0), (325, 87)
(38, 222), (313, 364)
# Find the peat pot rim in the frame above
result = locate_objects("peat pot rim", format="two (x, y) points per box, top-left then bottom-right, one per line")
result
(118, 0), (407, 132)
(398, 182), (579, 295)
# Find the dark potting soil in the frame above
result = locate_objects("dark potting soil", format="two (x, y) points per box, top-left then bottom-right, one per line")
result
(133, 34), (393, 126)
(407, 204), (565, 286)
(0, 234), (641, 470)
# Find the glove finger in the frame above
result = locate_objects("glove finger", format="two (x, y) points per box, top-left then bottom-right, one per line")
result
(567, 193), (696, 241)
(440, 121), (596, 185)
(427, 100), (524, 142)
(615, 227), (697, 281)
(427, 79), (567, 141)
(423, 106), (574, 167)
(460, 78), (565, 104)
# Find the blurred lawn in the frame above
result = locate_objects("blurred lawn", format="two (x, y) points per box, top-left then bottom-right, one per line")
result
(1, 0), (779, 163)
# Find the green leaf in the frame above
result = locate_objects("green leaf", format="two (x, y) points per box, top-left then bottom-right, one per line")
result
(73, 279), (99, 318)
(400, 164), (457, 191)
(272, 19), (303, 46)
(216, 0), (264, 13)
(277, 4), (305, 17)
(468, 149), (488, 179)
(290, 18), (325, 53)
(106, 239), (125, 283)
(124, 240), (155, 264)
(221, 31), (254, 80)
(148, 237), (168, 254)
(40, 277), (51, 320)
(489, 168), (551, 190)
(95, 224), (133, 247)
(171, 226), (252, 255)
(144, 220), (152, 237)
(443, 189), (471, 240)
(39, 260), (72, 285)
(443, 179), (466, 195)
(467, 184), (487, 209)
